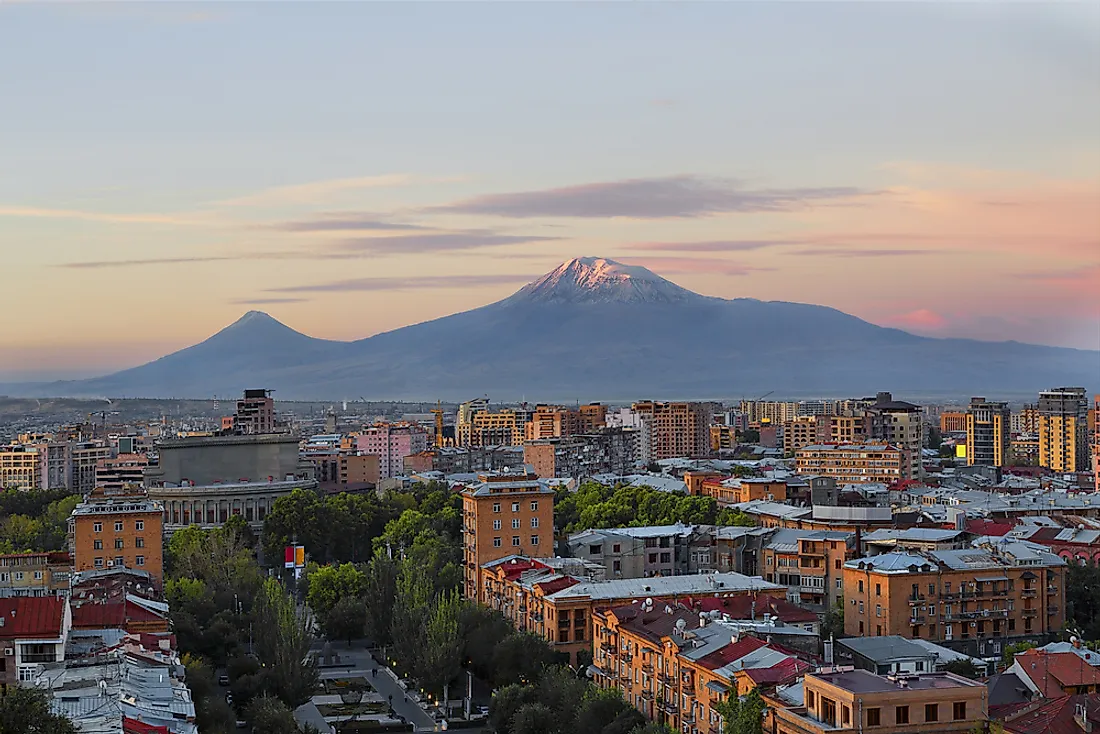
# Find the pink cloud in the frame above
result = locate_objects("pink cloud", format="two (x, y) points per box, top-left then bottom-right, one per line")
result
(883, 309), (948, 331)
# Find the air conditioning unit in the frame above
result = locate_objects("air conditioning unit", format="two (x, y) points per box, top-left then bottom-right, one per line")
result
(3, 648), (12, 656)
(970, 622), (977, 627)
(106, 561), (114, 568)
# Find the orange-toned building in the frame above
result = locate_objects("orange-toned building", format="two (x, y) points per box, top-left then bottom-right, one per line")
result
(483, 555), (787, 665)
(70, 487), (164, 586)
(524, 403), (606, 441)
(795, 443), (910, 484)
(699, 477), (788, 507)
(592, 603), (811, 731)
(939, 412), (967, 434)
(461, 469), (555, 601)
(632, 401), (711, 459)
(843, 542), (1066, 658)
(772, 669), (987, 734)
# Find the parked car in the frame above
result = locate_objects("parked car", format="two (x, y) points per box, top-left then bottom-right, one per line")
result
(218, 674), (230, 686)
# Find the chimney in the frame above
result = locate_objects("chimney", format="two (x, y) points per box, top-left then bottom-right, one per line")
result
(1075, 703), (1092, 733)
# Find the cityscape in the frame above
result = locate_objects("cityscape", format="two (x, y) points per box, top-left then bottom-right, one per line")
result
(1, 3), (1098, 734)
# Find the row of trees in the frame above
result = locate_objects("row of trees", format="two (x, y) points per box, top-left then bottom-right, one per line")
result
(553, 481), (757, 534)
(167, 516), (318, 733)
(0, 489), (79, 553)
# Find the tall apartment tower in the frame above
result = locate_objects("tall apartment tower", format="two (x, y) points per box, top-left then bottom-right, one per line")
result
(631, 401), (710, 459)
(864, 392), (924, 478)
(965, 397), (1011, 467)
(1038, 387), (1089, 472)
(233, 389), (276, 434)
(460, 469), (555, 603)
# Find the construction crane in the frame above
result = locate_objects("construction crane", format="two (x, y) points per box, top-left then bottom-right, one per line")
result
(431, 400), (445, 447)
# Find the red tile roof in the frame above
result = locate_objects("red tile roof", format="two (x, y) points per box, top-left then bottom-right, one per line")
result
(0, 597), (65, 639)
(535, 576), (579, 595)
(964, 519), (1016, 537)
(123, 718), (170, 734)
(697, 636), (769, 671)
(1005, 694), (1100, 734)
(690, 594), (818, 624)
(1017, 650), (1100, 697)
(743, 656), (812, 685)
(71, 601), (125, 629)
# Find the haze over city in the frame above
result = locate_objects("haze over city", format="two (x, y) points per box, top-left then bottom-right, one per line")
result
(2, 2), (1099, 382)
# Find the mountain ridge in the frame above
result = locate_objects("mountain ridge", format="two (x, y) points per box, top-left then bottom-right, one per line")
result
(4, 258), (1097, 400)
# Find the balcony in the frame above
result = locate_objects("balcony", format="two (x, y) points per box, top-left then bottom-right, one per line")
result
(640, 690), (654, 700)
(909, 615), (926, 624)
(1022, 608), (1038, 618)
(682, 710), (696, 724)
(1021, 589), (1038, 598)
(621, 652), (633, 663)
(683, 686), (696, 698)
(601, 643), (614, 653)
(20, 652), (57, 663)
(641, 663), (654, 673)
(656, 699), (679, 714)
(658, 672), (673, 684)
(908, 594), (926, 605)
(1047, 606), (1060, 614)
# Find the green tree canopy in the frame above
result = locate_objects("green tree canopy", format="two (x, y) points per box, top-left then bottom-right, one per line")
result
(0, 685), (78, 734)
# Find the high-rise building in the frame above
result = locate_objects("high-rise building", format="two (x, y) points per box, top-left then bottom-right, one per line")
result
(631, 401), (710, 459)
(0, 445), (41, 490)
(229, 389), (276, 435)
(1038, 387), (1089, 472)
(523, 403), (606, 441)
(783, 415), (827, 455)
(460, 469), (555, 600)
(1011, 404), (1040, 434)
(965, 397), (1010, 467)
(939, 412), (967, 433)
(354, 423), (429, 478)
(795, 443), (910, 484)
(95, 454), (149, 492)
(865, 392), (923, 478)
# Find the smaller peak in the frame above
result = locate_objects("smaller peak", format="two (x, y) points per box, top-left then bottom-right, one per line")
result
(509, 256), (700, 305)
(222, 311), (288, 332)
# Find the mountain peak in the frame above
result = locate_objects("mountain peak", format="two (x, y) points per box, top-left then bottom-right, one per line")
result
(511, 256), (699, 304)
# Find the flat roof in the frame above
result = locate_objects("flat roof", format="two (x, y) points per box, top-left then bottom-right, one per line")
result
(547, 571), (783, 602)
(812, 669), (981, 693)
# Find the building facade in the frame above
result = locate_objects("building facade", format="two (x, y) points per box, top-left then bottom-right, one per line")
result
(1038, 387), (1089, 472)
(795, 444), (910, 484)
(354, 423), (429, 478)
(70, 487), (165, 586)
(864, 393), (923, 479)
(965, 398), (1011, 467)
(524, 428), (639, 479)
(632, 401), (711, 460)
(0, 445), (41, 490)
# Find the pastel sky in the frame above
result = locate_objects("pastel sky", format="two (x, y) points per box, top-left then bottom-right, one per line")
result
(2, 2), (1099, 381)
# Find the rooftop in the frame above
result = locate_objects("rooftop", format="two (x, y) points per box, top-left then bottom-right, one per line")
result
(546, 571), (783, 602)
(811, 669), (982, 694)
(0, 596), (66, 639)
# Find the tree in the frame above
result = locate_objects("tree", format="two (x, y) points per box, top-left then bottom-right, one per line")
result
(510, 703), (556, 734)
(183, 654), (237, 734)
(574, 689), (644, 734)
(717, 508), (757, 527)
(323, 594), (366, 645)
(491, 632), (558, 688)
(422, 589), (465, 699)
(1003, 641), (1037, 667)
(820, 599), (847, 640)
(0, 685), (78, 734)
(460, 603), (514, 680)
(944, 659), (981, 680)
(714, 688), (765, 734)
(245, 694), (299, 734)
(363, 554), (399, 647)
(253, 578), (319, 707)
(1067, 562), (1100, 641)
(631, 723), (676, 734)
(488, 684), (538, 734)
(307, 562), (366, 619)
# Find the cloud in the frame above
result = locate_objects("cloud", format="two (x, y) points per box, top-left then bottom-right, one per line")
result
(794, 247), (933, 258)
(431, 175), (866, 219)
(269, 213), (436, 233)
(267, 273), (538, 294)
(230, 297), (310, 305)
(214, 174), (421, 208)
(57, 256), (240, 269)
(334, 232), (560, 254)
(629, 239), (801, 253)
(0, 205), (200, 226)
(882, 309), (949, 331)
(622, 256), (777, 277)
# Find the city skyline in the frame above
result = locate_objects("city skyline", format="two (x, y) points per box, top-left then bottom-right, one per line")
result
(2, 2), (1099, 381)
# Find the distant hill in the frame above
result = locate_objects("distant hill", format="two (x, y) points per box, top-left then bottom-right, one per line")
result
(9, 257), (1097, 400)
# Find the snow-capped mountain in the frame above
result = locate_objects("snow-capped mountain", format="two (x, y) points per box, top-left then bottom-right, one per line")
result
(7, 258), (1096, 400)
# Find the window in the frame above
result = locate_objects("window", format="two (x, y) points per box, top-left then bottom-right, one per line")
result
(114, 521), (123, 532)
(512, 518), (520, 529)
(34, 571), (42, 580)
(94, 558), (104, 568)
(531, 535), (540, 546)
(530, 501), (538, 511)
(94, 540), (103, 550)
(895, 706), (909, 725)
(14, 572), (23, 581)
(135, 537), (144, 549)
(114, 557), (123, 566)
(115, 538), (124, 549)
(19, 667), (36, 682)
(928, 583), (935, 596)
(613, 544), (621, 553)
(493, 520), (501, 530)
(649, 553), (658, 563)
(876, 604), (881, 617)
(836, 578), (843, 589)
(613, 561), (621, 573)
(842, 706), (851, 726)
(531, 517), (539, 528)
(512, 536), (520, 547)
(876, 583), (881, 596)
(136, 520), (144, 531)
(806, 691), (815, 707)
(493, 537), (502, 548)
(925, 704), (938, 722)
(858, 580), (864, 593)
(867, 708), (880, 726)
(953, 703), (966, 720)
(859, 621), (865, 634)
(511, 502), (519, 512)
(493, 503), (501, 513)
(835, 559), (841, 570)
(93, 522), (102, 533)
(877, 625), (882, 636)
(660, 552), (671, 563)
(859, 601), (865, 613)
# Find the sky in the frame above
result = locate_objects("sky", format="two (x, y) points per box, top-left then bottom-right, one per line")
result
(1, 2), (1098, 381)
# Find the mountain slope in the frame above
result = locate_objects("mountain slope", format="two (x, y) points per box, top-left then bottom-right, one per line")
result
(11, 258), (1098, 399)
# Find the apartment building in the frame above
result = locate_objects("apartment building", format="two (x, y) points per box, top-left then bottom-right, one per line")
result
(795, 443), (910, 484)
(524, 427), (639, 479)
(0, 445), (41, 489)
(772, 669), (987, 734)
(592, 603), (810, 732)
(843, 541), (1066, 658)
(403, 446), (525, 475)
(0, 596), (71, 686)
(784, 416), (825, 455)
(353, 422), (430, 478)
(965, 398), (1011, 467)
(1013, 405), (1041, 434)
(567, 523), (713, 579)
(864, 393), (923, 479)
(632, 401), (711, 459)
(460, 469), (555, 601)
(0, 552), (71, 598)
(1038, 387), (1089, 472)
(711, 424), (737, 453)
(70, 487), (164, 586)
(484, 557), (785, 665)
(94, 453), (149, 491)
(524, 403), (607, 440)
(940, 412), (967, 434)
(698, 477), (789, 507)
(761, 529), (854, 611)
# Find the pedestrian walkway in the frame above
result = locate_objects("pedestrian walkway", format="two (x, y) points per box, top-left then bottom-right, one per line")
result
(315, 643), (437, 732)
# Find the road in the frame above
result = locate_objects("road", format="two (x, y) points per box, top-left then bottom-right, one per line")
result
(315, 644), (438, 732)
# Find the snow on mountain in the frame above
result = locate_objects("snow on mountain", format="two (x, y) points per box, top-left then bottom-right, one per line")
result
(508, 256), (700, 304)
